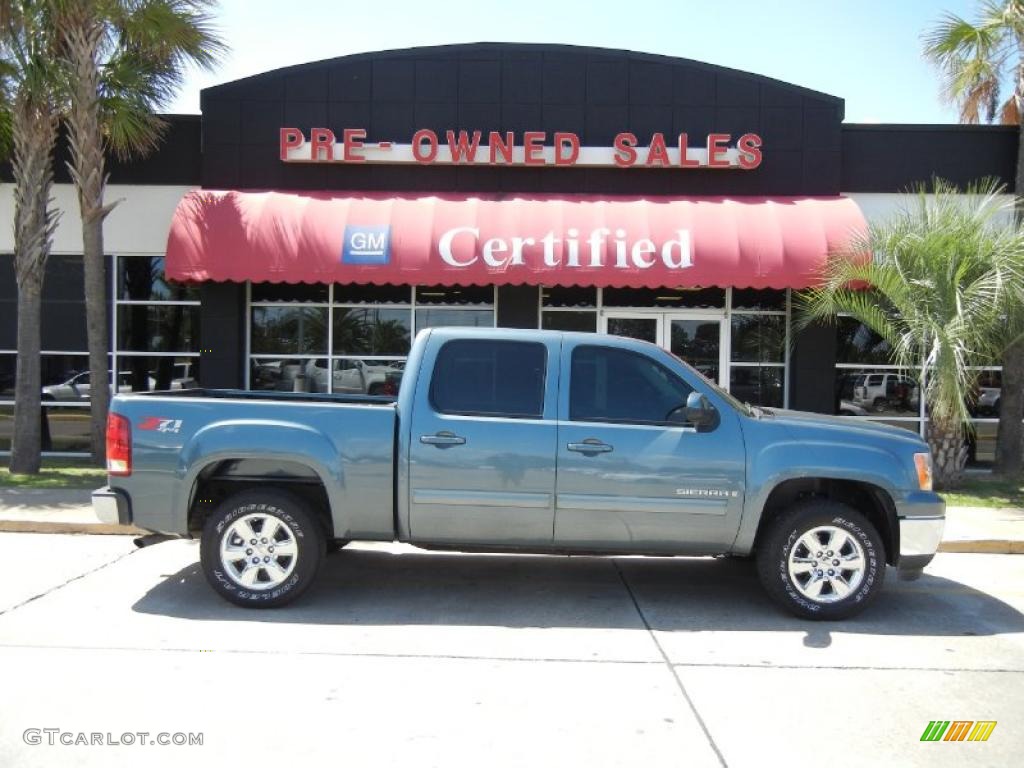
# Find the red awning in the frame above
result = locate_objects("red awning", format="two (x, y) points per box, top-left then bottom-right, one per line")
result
(165, 190), (866, 289)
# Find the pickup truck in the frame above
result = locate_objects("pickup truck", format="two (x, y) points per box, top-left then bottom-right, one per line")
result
(92, 328), (945, 620)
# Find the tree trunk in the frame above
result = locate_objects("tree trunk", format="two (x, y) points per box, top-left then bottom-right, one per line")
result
(995, 78), (1024, 476)
(8, 99), (59, 474)
(10, 281), (43, 474)
(928, 421), (968, 490)
(995, 335), (1024, 474)
(64, 20), (114, 466)
(82, 212), (108, 466)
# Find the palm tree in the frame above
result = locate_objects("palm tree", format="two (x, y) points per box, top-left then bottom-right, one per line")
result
(923, 1), (1024, 476)
(799, 180), (1024, 488)
(1, 1), (62, 474)
(53, 0), (224, 463)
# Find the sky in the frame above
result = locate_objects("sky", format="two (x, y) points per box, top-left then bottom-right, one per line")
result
(168, 0), (986, 124)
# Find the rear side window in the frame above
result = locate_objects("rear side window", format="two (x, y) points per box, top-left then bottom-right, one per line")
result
(430, 340), (547, 418)
(570, 345), (693, 424)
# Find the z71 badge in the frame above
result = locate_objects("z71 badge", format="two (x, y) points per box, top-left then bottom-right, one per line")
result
(138, 417), (183, 434)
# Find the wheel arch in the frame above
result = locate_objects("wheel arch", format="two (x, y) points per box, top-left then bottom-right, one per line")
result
(752, 477), (899, 566)
(186, 457), (335, 542)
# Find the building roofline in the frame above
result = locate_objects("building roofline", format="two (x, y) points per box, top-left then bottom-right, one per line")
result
(200, 42), (844, 106)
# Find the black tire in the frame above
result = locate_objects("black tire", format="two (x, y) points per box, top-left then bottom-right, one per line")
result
(200, 488), (325, 608)
(756, 500), (885, 620)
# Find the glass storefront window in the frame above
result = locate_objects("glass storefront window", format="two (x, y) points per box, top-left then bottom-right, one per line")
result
(114, 356), (199, 393)
(333, 307), (412, 356)
(0, 404), (91, 453)
(117, 304), (199, 353)
(969, 369), (1002, 417)
(605, 317), (658, 344)
(250, 358), (309, 392)
(731, 315), (785, 363)
(834, 367), (920, 417)
(119, 256), (199, 301)
(836, 317), (893, 365)
(415, 307), (493, 330)
(729, 366), (785, 409)
(669, 318), (721, 383)
(251, 306), (327, 355)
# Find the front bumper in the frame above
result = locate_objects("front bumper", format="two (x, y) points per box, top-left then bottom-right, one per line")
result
(92, 486), (132, 526)
(896, 491), (945, 579)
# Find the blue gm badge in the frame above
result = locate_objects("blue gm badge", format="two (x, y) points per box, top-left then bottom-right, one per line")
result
(342, 225), (391, 265)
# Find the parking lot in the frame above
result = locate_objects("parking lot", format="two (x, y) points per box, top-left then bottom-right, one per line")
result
(0, 533), (1022, 767)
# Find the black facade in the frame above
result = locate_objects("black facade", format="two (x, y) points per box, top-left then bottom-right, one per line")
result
(201, 43), (845, 196)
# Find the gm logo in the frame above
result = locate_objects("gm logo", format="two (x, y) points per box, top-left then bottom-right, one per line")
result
(342, 225), (391, 264)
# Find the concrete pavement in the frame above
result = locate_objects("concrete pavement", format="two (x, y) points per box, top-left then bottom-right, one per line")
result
(1, 486), (1021, 553)
(0, 534), (1021, 767)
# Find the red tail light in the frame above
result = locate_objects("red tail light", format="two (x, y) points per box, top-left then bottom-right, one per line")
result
(106, 412), (132, 476)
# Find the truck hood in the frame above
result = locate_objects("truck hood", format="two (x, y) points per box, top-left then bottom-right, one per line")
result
(759, 408), (927, 449)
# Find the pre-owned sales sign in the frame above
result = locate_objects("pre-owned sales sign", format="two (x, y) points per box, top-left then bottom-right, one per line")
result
(279, 128), (763, 169)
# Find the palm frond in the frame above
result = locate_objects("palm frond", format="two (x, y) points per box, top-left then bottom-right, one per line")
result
(797, 178), (1024, 433)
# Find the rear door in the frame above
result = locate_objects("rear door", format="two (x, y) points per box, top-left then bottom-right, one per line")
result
(407, 334), (560, 546)
(554, 339), (745, 553)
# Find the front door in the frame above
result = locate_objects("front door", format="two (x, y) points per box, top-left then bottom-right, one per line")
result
(553, 338), (746, 552)
(602, 312), (728, 388)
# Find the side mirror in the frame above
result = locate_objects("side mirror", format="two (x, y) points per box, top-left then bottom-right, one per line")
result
(684, 393), (716, 430)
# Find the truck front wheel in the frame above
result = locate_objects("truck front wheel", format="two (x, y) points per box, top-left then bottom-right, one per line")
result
(200, 489), (325, 608)
(755, 500), (885, 620)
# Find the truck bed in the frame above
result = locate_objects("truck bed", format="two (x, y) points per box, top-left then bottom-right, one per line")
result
(108, 389), (397, 538)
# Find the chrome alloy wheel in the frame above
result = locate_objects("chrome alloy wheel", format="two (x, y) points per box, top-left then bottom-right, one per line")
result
(219, 513), (298, 590)
(787, 525), (866, 603)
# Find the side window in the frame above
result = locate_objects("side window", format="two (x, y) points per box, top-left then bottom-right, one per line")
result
(430, 339), (546, 418)
(570, 345), (694, 425)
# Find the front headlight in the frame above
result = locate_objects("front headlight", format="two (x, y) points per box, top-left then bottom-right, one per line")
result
(913, 453), (933, 491)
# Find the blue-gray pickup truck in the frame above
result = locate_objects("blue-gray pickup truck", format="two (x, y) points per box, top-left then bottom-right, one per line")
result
(92, 328), (945, 619)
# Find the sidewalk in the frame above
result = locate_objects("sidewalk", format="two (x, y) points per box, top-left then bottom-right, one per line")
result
(0, 487), (1021, 554)
(0, 488), (145, 535)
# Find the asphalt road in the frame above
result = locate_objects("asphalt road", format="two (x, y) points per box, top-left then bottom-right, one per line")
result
(0, 533), (1021, 767)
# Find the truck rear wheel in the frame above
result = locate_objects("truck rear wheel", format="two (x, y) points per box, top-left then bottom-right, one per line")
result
(200, 488), (325, 608)
(755, 500), (885, 620)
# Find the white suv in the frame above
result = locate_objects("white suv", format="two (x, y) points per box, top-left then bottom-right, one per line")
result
(852, 373), (919, 413)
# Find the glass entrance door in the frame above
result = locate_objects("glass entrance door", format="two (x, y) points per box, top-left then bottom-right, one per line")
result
(602, 312), (727, 388)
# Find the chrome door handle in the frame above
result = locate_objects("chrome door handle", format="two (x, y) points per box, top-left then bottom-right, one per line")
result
(567, 440), (613, 454)
(420, 432), (467, 446)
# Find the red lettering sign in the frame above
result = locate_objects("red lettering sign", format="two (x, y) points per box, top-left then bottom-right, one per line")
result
(280, 127), (303, 161)
(613, 132), (638, 167)
(277, 127), (764, 170)
(310, 128), (335, 161)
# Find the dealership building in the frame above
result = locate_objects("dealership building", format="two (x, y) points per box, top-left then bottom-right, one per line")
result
(0, 43), (1015, 456)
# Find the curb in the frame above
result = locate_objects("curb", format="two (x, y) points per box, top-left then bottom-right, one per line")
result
(0, 521), (146, 536)
(938, 540), (1024, 555)
(1, 519), (1022, 555)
